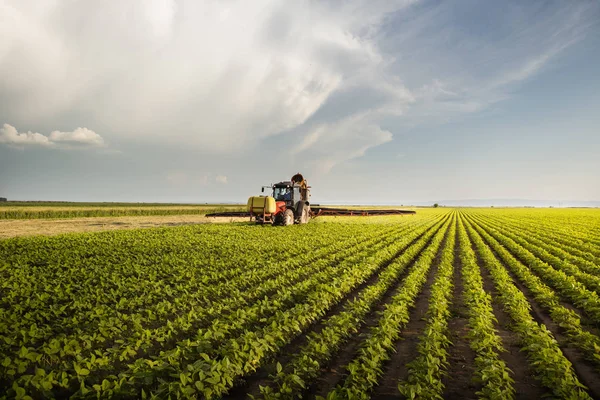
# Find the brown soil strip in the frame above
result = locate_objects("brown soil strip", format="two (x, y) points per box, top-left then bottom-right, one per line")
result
(442, 223), (478, 400)
(0, 215), (249, 239)
(225, 219), (447, 399)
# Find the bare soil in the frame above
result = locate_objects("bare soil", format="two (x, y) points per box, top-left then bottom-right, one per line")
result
(0, 215), (248, 239)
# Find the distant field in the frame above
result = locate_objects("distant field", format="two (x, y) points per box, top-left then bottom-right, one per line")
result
(0, 201), (203, 207)
(0, 202), (244, 219)
(1, 208), (600, 398)
(0, 202), (420, 220)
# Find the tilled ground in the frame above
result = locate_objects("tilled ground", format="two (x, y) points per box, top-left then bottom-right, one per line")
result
(0, 215), (249, 238)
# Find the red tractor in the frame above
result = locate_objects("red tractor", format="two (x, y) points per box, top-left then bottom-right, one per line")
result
(247, 173), (311, 225)
(206, 172), (415, 224)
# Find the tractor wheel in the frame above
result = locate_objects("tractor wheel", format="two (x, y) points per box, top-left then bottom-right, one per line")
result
(274, 213), (283, 225)
(299, 205), (309, 224)
(282, 209), (294, 226)
(296, 202), (310, 224)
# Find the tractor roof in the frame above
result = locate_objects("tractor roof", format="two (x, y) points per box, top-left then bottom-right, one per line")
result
(274, 181), (293, 187)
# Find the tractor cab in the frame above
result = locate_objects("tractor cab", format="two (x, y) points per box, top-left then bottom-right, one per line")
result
(272, 182), (300, 207)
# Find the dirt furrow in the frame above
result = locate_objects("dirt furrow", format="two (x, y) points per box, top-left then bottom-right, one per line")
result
(474, 255), (548, 398)
(369, 226), (450, 399)
(307, 243), (435, 399)
(442, 220), (478, 400)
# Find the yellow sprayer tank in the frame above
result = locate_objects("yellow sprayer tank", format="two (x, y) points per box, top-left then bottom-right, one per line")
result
(247, 196), (276, 214)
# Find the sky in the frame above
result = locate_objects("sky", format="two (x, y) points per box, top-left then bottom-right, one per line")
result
(1, 0), (599, 205)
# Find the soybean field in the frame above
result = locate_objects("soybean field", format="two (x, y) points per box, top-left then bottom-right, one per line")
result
(1, 208), (600, 399)
(0, 203), (244, 220)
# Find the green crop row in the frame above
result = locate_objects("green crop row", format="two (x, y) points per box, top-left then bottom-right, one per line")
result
(474, 211), (600, 264)
(2, 223), (413, 394)
(463, 214), (600, 324)
(475, 211), (600, 273)
(397, 213), (457, 399)
(463, 213), (592, 399)
(477, 209), (600, 248)
(456, 216), (514, 399)
(323, 211), (451, 399)
(86, 216), (447, 399)
(464, 214), (600, 370)
(468, 213), (600, 291)
(259, 214), (452, 399)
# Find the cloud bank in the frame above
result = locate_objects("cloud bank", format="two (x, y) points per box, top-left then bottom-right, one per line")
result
(0, 123), (104, 149)
(0, 0), (597, 173)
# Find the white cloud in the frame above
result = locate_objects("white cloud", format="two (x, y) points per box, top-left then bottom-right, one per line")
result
(0, 0), (596, 171)
(0, 0), (413, 154)
(0, 123), (104, 149)
(293, 114), (393, 173)
(0, 123), (53, 147)
(215, 175), (228, 184)
(49, 127), (104, 146)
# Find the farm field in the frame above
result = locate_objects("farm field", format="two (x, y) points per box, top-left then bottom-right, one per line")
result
(0, 203), (244, 220)
(1, 208), (600, 399)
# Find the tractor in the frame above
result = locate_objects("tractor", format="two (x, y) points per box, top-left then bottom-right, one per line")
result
(247, 173), (310, 225)
(206, 172), (415, 224)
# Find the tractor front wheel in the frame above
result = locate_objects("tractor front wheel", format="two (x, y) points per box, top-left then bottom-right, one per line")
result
(282, 209), (294, 226)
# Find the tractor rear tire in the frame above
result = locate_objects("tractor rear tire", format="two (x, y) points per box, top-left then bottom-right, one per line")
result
(282, 209), (294, 226)
(296, 202), (310, 224)
(299, 205), (309, 224)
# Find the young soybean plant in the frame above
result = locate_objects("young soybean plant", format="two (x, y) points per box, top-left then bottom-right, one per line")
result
(397, 213), (457, 399)
(326, 216), (451, 399)
(467, 214), (600, 325)
(260, 216), (450, 399)
(466, 214), (600, 370)
(455, 215), (515, 399)
(464, 216), (593, 400)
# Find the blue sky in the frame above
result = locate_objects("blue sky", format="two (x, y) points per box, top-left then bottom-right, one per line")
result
(0, 0), (599, 204)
